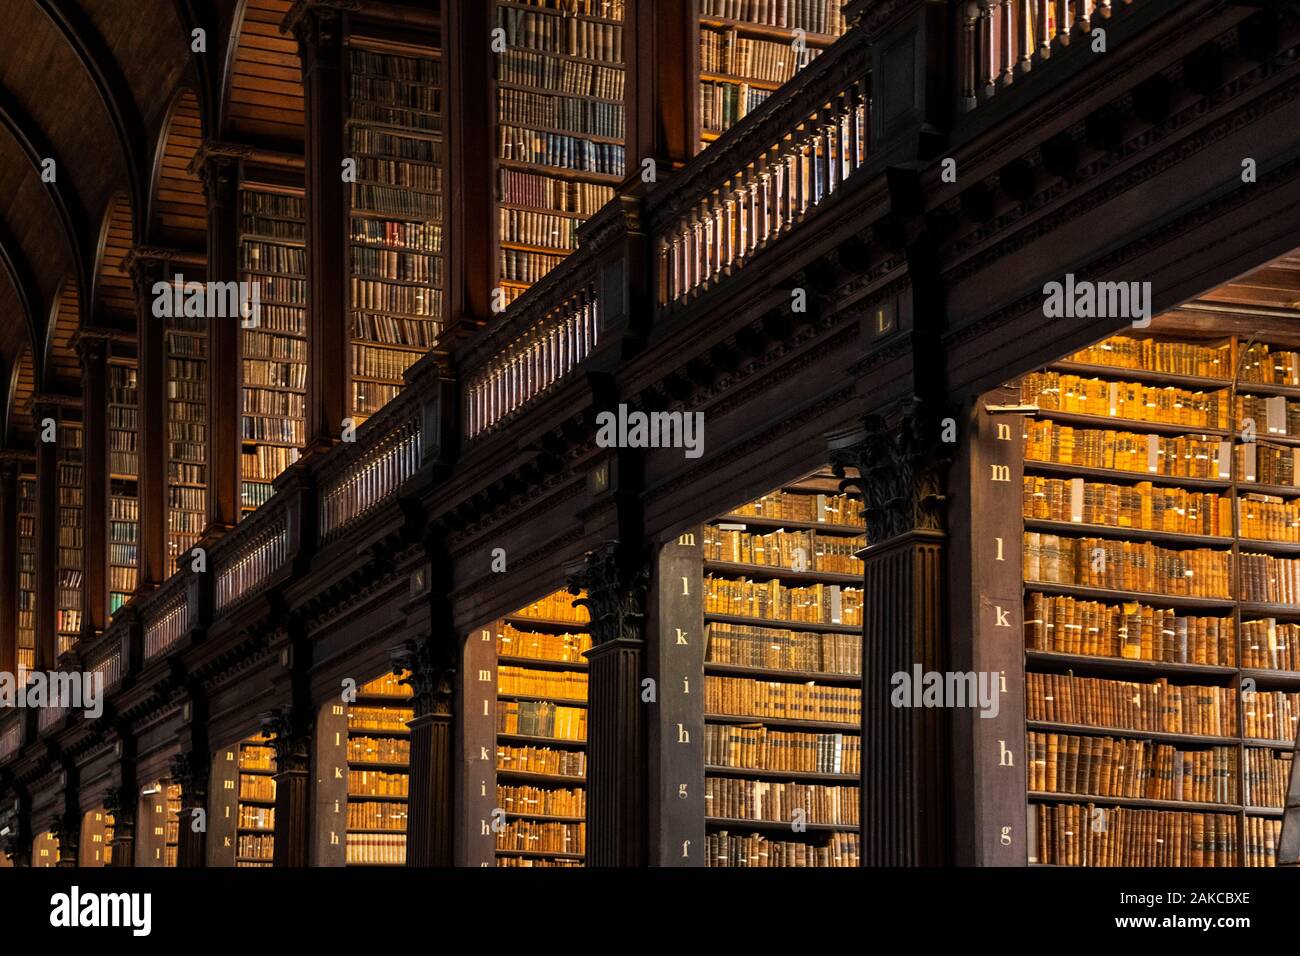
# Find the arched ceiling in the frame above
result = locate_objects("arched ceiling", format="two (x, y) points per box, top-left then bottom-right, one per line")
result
(0, 0), (238, 442)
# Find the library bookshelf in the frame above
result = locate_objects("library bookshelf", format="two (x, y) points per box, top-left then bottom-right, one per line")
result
(16, 466), (35, 681)
(697, 0), (848, 150)
(493, 590), (591, 867)
(107, 349), (139, 615)
(1019, 330), (1300, 866)
(345, 673), (413, 866)
(657, 471), (865, 866)
(165, 306), (208, 569)
(239, 184), (306, 514)
(81, 808), (114, 867)
(55, 412), (85, 655)
(347, 38), (445, 425)
(237, 733), (277, 867)
(494, 0), (625, 305)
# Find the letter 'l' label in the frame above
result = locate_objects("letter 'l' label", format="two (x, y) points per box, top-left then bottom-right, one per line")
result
(995, 537), (1004, 561)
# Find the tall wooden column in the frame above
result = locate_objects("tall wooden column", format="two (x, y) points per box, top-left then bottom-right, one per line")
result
(31, 399), (59, 669)
(0, 456), (18, 678)
(77, 333), (110, 640)
(52, 767), (80, 866)
(394, 635), (455, 867)
(194, 147), (243, 534)
(263, 703), (313, 867)
(567, 541), (648, 867)
(833, 400), (954, 865)
(1, 795), (31, 866)
(103, 780), (136, 868)
(287, 4), (349, 450)
(444, 0), (495, 338)
(627, 0), (698, 175)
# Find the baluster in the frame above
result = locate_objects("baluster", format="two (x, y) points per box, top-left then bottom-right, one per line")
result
(1017, 0), (1034, 73)
(1096, 0), (1112, 16)
(980, 1), (997, 99)
(961, 2), (980, 110)
(848, 85), (863, 167)
(710, 195), (724, 280)
(836, 97), (850, 185)
(755, 156), (770, 248)
(1054, 0), (1070, 46)
(784, 146), (798, 228)
(1073, 0), (1089, 33)
(701, 201), (716, 285)
(999, 0), (1015, 86)
(1034, 0), (1050, 60)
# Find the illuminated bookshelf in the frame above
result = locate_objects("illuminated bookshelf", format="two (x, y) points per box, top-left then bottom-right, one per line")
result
(346, 673), (412, 866)
(165, 308), (208, 568)
(15, 467), (35, 681)
(236, 732), (277, 867)
(107, 352), (139, 614)
(55, 415), (84, 655)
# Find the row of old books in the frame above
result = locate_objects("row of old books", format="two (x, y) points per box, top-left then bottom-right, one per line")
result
(498, 206), (579, 251)
(1239, 494), (1300, 542)
(1023, 476), (1231, 536)
(700, 80), (771, 134)
(351, 217), (440, 251)
(705, 622), (861, 674)
(1026, 673), (1236, 735)
(239, 776), (275, 802)
(237, 806), (274, 830)
(497, 784), (585, 818)
(498, 167), (612, 216)
(241, 416), (303, 446)
(243, 388), (303, 422)
(499, 5), (623, 60)
(497, 855), (581, 867)
(497, 665), (588, 700)
(497, 700), (587, 740)
(498, 87), (624, 139)
(497, 744), (586, 778)
(1239, 442), (1300, 487)
(498, 50), (624, 99)
(352, 312), (439, 350)
(496, 623), (592, 662)
(498, 123), (625, 175)
(1237, 394), (1300, 438)
(704, 778), (860, 824)
(727, 490), (863, 526)
(496, 820), (585, 854)
(352, 183), (441, 220)
(700, 27), (817, 84)
(348, 770), (408, 798)
(347, 705), (413, 732)
(346, 801), (406, 831)
(239, 745), (275, 770)
(350, 247), (439, 285)
(237, 835), (273, 861)
(350, 278), (440, 317)
(240, 190), (305, 234)
(703, 527), (865, 573)
(243, 359), (307, 390)
(1241, 342), (1300, 387)
(704, 675), (860, 724)
(347, 735), (410, 764)
(1031, 803), (1238, 866)
(1242, 619), (1300, 671)
(700, 0), (848, 34)
(515, 590), (589, 623)
(1240, 553), (1300, 604)
(345, 832), (405, 865)
(1064, 335), (1232, 379)
(704, 724), (860, 774)
(1020, 373), (1229, 429)
(1027, 732), (1238, 803)
(1024, 593), (1235, 664)
(355, 155), (441, 193)
(704, 576), (864, 624)
(1024, 533), (1231, 597)
(500, 248), (564, 284)
(352, 344), (421, 382)
(707, 830), (859, 867)
(1245, 748), (1295, 808)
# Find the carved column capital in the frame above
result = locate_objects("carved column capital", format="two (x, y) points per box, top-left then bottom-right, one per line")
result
(168, 750), (208, 805)
(259, 706), (312, 773)
(566, 542), (649, 646)
(832, 398), (954, 546)
(392, 638), (455, 719)
(101, 784), (134, 826)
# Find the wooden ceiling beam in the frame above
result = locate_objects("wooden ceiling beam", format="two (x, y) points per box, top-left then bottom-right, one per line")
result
(0, 217), (44, 394)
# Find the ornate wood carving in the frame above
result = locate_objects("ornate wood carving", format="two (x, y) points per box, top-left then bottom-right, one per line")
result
(566, 542), (649, 646)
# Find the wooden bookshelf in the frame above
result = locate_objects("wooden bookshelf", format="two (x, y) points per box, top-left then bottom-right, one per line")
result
(107, 353), (139, 615)
(347, 41), (445, 424)
(81, 808), (114, 867)
(15, 469), (35, 681)
(346, 673), (412, 865)
(697, 0), (848, 151)
(235, 732), (277, 867)
(165, 308), (207, 568)
(55, 414), (84, 655)
(32, 831), (58, 868)
(1021, 331), (1300, 867)
(493, 0), (624, 300)
(688, 475), (864, 866)
(493, 590), (591, 865)
(140, 780), (182, 867)
(239, 185), (306, 514)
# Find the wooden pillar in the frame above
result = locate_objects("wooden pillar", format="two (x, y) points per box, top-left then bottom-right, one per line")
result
(31, 399), (58, 669)
(1, 795), (32, 866)
(103, 780), (136, 868)
(263, 704), (313, 867)
(627, 0), (698, 174)
(567, 542), (648, 867)
(445, 0), (495, 337)
(170, 749), (208, 867)
(126, 252), (172, 591)
(77, 333), (110, 640)
(194, 147), (243, 534)
(52, 770), (80, 866)
(394, 636), (455, 867)
(833, 400), (954, 865)
(0, 457), (18, 677)
(287, 5), (348, 451)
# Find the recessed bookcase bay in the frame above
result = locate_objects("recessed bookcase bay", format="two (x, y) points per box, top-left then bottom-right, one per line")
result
(657, 469), (865, 866)
(1016, 329), (1300, 866)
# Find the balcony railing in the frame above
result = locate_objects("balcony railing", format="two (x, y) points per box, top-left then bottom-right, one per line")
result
(215, 513), (289, 612)
(960, 1), (1132, 110)
(37, 702), (66, 732)
(655, 33), (871, 307)
(319, 414), (422, 542)
(0, 716), (19, 761)
(143, 588), (189, 660)
(87, 639), (122, 692)
(464, 283), (600, 438)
